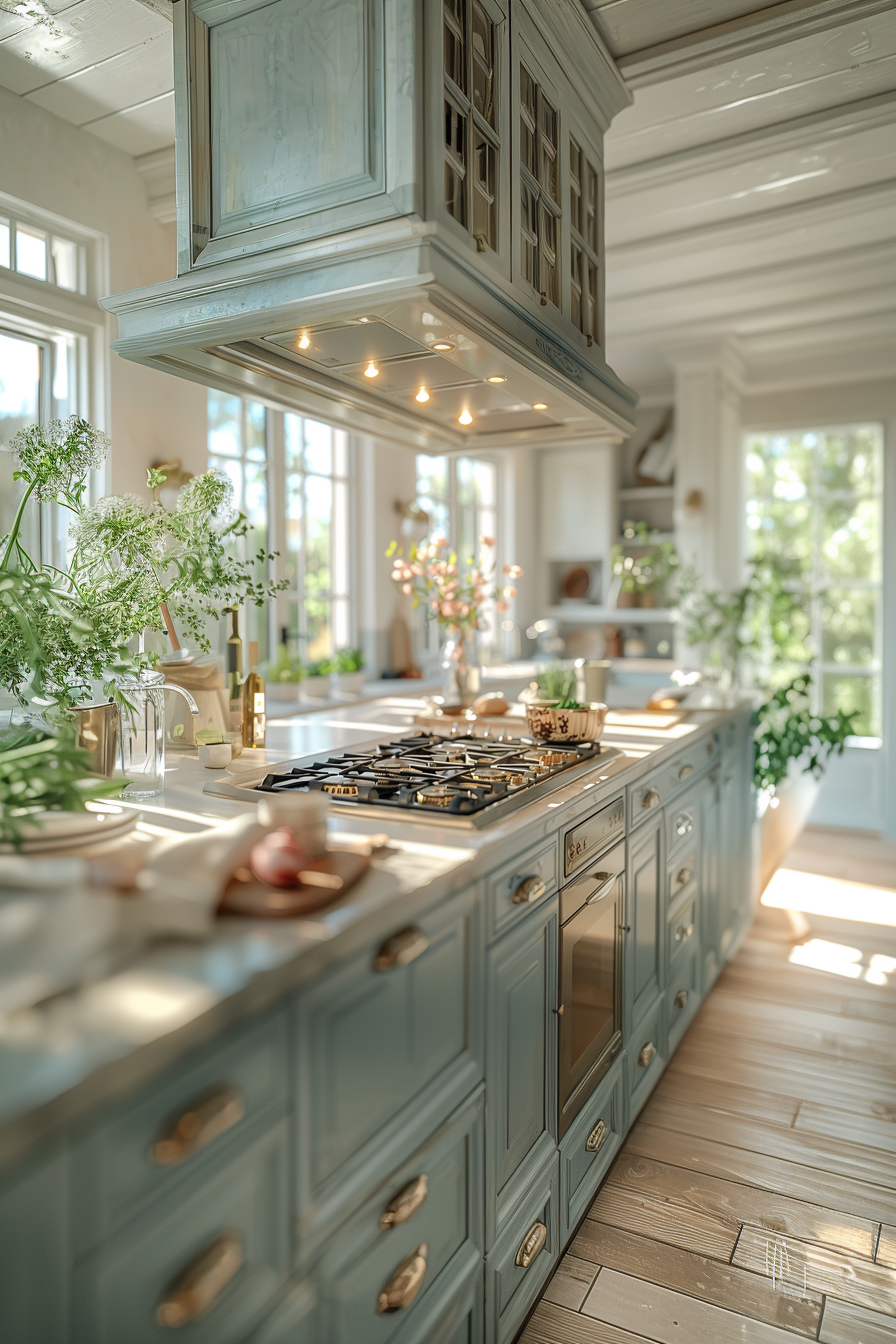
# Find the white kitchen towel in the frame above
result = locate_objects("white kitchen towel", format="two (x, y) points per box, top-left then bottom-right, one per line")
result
(135, 812), (266, 937)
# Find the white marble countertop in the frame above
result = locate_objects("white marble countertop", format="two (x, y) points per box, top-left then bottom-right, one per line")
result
(0, 692), (745, 1168)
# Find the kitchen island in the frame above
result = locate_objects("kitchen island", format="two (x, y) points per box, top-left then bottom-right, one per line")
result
(0, 694), (755, 1344)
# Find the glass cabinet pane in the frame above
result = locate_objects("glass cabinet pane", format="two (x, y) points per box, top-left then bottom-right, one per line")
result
(520, 65), (537, 176)
(444, 0), (466, 91)
(540, 204), (559, 307)
(540, 97), (559, 203)
(570, 138), (582, 232)
(520, 182), (538, 288)
(473, 133), (496, 250)
(471, 3), (495, 127)
(586, 164), (599, 253)
(571, 243), (583, 331)
(445, 99), (468, 226)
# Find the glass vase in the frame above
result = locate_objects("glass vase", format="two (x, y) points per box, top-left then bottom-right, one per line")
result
(440, 626), (482, 708)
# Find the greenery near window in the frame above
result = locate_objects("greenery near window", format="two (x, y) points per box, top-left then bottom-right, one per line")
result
(207, 392), (352, 665)
(745, 424), (883, 738)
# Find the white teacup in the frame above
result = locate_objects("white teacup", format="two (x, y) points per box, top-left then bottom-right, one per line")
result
(258, 791), (330, 856)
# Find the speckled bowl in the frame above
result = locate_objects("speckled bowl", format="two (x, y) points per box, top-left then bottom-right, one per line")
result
(525, 700), (608, 744)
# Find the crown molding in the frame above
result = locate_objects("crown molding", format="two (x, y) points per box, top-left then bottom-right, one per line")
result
(606, 91), (896, 195)
(613, 0), (895, 87)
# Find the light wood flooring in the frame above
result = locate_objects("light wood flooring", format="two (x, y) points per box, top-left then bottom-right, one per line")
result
(520, 827), (896, 1343)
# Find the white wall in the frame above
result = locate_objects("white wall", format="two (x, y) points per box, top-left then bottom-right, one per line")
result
(0, 86), (207, 496)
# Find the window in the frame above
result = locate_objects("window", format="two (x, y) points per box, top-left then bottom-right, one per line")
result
(443, 0), (500, 251)
(206, 392), (352, 665)
(519, 61), (560, 308)
(0, 207), (84, 293)
(569, 136), (600, 344)
(745, 424), (883, 738)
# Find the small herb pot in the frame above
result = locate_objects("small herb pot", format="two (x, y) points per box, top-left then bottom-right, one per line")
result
(525, 700), (608, 743)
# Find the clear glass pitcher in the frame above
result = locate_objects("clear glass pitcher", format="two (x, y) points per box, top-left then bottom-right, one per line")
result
(116, 671), (199, 798)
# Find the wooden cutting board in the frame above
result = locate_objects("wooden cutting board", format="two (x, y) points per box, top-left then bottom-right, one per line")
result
(218, 848), (370, 918)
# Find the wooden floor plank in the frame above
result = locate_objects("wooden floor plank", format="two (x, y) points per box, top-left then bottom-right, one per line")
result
(697, 994), (896, 1063)
(605, 1153), (879, 1259)
(733, 1224), (896, 1319)
(878, 1226), (896, 1270)
(542, 1255), (599, 1312)
(847, 998), (896, 1027)
(719, 960), (896, 1011)
(656, 1068), (801, 1127)
(674, 1029), (896, 1094)
(518, 1298), (652, 1344)
(573, 1220), (821, 1337)
(638, 1095), (896, 1192)
(581, 1267), (807, 1343)
(624, 1123), (896, 1225)
(794, 1099), (896, 1153)
(586, 1181), (739, 1260)
(666, 1049), (896, 1115)
(819, 1296), (896, 1343)
(685, 1013), (896, 1073)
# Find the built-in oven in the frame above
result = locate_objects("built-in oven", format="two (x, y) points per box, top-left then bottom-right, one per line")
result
(557, 833), (625, 1138)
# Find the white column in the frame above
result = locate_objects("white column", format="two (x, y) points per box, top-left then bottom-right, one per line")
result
(667, 338), (745, 593)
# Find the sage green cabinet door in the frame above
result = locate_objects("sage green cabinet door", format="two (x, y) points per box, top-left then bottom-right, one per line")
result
(626, 813), (664, 1029)
(485, 900), (557, 1242)
(698, 770), (722, 990)
(0, 1144), (68, 1344)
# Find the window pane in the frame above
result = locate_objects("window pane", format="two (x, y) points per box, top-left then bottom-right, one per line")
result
(817, 425), (880, 495)
(333, 477), (349, 596)
(209, 454), (243, 512)
(208, 391), (242, 456)
(304, 419), (332, 475)
(51, 237), (78, 291)
(417, 454), (448, 500)
(305, 474), (332, 658)
(821, 497), (879, 581)
(821, 588), (877, 667)
(822, 673), (875, 738)
(333, 429), (349, 477)
(245, 401), (266, 462)
(285, 413), (303, 470)
(0, 330), (41, 538)
(16, 225), (47, 280)
(0, 220), (9, 269)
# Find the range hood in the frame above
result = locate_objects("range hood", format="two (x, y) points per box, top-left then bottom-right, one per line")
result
(103, 0), (636, 450)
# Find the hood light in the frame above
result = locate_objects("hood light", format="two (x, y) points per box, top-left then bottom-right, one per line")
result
(458, 409), (473, 425)
(364, 361), (379, 378)
(533, 402), (547, 410)
(297, 333), (311, 350)
(487, 375), (506, 384)
(432, 340), (454, 352)
(415, 387), (430, 403)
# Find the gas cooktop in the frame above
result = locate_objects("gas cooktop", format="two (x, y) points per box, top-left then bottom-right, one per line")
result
(217, 732), (626, 828)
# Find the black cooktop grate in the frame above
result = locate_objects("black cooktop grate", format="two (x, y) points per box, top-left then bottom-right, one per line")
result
(255, 732), (605, 817)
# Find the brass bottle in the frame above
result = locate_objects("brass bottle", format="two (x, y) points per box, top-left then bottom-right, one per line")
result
(241, 641), (266, 748)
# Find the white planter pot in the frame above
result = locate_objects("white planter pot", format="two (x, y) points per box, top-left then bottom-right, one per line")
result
(336, 671), (365, 696)
(267, 682), (303, 702)
(302, 675), (333, 700)
(758, 766), (822, 893)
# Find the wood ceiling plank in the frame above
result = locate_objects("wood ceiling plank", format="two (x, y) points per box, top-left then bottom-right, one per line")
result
(0, 0), (166, 97)
(574, 1220), (822, 1337)
(733, 1224), (896, 1320)
(25, 33), (171, 126)
(542, 1254), (600, 1312)
(519, 1298), (647, 1344)
(83, 90), (175, 159)
(625, 1123), (896, 1225)
(605, 1152), (879, 1259)
(586, 1181), (740, 1260)
(819, 1297), (896, 1344)
(581, 1267), (807, 1343)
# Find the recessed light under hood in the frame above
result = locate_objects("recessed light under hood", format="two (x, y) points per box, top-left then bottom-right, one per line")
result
(101, 0), (636, 449)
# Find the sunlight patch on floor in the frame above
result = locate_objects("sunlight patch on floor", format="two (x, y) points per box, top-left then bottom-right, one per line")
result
(762, 867), (896, 927)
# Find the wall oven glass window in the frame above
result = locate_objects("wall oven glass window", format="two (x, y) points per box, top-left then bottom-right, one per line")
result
(558, 839), (624, 1136)
(745, 423), (883, 739)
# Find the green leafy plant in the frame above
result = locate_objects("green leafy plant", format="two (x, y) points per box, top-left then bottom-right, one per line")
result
(335, 647), (365, 673)
(305, 657), (336, 677)
(0, 722), (122, 850)
(612, 522), (678, 596)
(266, 645), (305, 684)
(535, 663), (582, 709)
(754, 675), (857, 796)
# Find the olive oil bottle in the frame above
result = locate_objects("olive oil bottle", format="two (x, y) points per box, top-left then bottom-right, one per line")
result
(226, 607), (243, 732)
(241, 642), (266, 748)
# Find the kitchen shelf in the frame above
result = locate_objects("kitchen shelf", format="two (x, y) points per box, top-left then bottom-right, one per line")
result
(546, 605), (677, 624)
(618, 486), (674, 501)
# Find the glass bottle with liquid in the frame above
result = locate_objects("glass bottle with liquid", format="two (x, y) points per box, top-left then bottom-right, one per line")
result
(241, 641), (266, 748)
(226, 607), (243, 731)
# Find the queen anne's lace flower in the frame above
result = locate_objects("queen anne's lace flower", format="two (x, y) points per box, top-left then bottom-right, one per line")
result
(10, 416), (110, 501)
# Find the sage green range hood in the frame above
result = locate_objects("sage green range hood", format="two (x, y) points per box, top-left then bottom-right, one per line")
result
(103, 0), (637, 450)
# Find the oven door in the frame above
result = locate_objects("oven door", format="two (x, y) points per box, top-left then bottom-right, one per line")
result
(558, 841), (624, 1137)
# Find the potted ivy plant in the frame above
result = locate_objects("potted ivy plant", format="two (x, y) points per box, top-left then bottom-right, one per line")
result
(302, 657), (336, 699)
(335, 647), (365, 696)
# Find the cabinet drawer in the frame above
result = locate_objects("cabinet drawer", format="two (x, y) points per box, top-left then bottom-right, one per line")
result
(296, 884), (482, 1255)
(486, 836), (557, 941)
(628, 996), (667, 1124)
(559, 1056), (624, 1242)
(314, 1091), (483, 1344)
(74, 1119), (289, 1344)
(667, 944), (701, 1054)
(667, 843), (697, 910)
(628, 741), (715, 831)
(73, 1009), (288, 1252)
(668, 895), (697, 962)
(563, 795), (624, 877)
(486, 1152), (558, 1344)
(667, 797), (698, 856)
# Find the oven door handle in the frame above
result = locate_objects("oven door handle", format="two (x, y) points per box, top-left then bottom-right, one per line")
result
(585, 872), (616, 905)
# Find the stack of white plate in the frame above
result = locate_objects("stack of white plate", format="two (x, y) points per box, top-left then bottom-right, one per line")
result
(0, 803), (140, 854)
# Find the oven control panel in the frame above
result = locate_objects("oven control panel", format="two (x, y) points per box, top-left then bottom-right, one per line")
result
(564, 794), (625, 877)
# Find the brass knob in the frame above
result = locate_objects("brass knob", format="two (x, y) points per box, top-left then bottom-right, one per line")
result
(674, 989), (688, 1010)
(515, 1221), (547, 1269)
(678, 764), (693, 780)
(156, 1230), (242, 1327)
(585, 1118), (607, 1153)
(638, 1041), (656, 1068)
(512, 875), (547, 905)
(641, 790), (660, 809)
(379, 1174), (428, 1230)
(374, 927), (429, 971)
(151, 1085), (246, 1166)
(675, 922), (694, 943)
(676, 867), (693, 889)
(376, 1244), (428, 1314)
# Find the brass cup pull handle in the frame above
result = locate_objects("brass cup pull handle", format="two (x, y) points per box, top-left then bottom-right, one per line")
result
(676, 867), (693, 889)
(638, 1041), (656, 1068)
(156, 1230), (242, 1327)
(641, 789), (661, 809)
(374, 927), (430, 971)
(376, 1243), (428, 1314)
(586, 872), (616, 905)
(585, 1118), (608, 1153)
(675, 922), (694, 943)
(515, 1221), (547, 1269)
(674, 989), (688, 1010)
(512, 875), (547, 905)
(379, 1174), (428, 1230)
(151, 1085), (246, 1167)
(678, 764), (693, 780)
